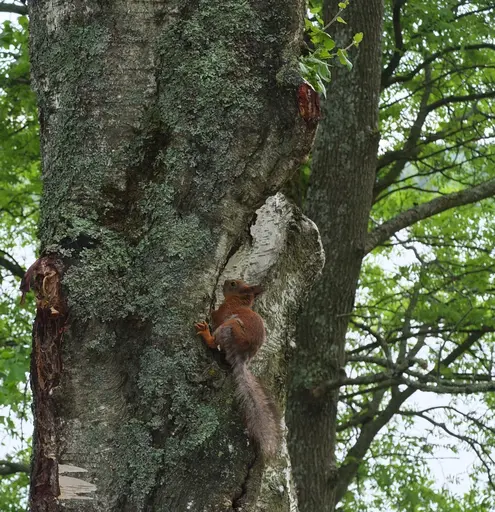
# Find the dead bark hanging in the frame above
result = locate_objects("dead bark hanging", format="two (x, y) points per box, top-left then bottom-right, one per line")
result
(21, 257), (67, 511)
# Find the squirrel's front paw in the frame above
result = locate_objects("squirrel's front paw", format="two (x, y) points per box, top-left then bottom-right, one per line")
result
(194, 321), (209, 334)
(194, 321), (218, 349)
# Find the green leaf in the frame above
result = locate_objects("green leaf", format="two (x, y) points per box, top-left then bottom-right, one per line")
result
(337, 16), (347, 24)
(353, 32), (364, 44)
(322, 33), (336, 51)
(299, 62), (310, 76)
(337, 48), (353, 69)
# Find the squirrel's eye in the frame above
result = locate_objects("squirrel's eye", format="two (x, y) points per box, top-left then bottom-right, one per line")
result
(230, 281), (236, 287)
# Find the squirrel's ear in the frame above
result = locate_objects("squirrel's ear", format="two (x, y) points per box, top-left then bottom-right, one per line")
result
(250, 285), (263, 297)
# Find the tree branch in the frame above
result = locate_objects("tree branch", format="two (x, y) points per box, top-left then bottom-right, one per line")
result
(365, 178), (495, 253)
(398, 376), (495, 394)
(374, 65), (432, 196)
(377, 133), (494, 178)
(335, 330), (485, 502)
(398, 409), (495, 487)
(426, 90), (495, 113)
(0, 460), (29, 476)
(0, 249), (25, 279)
(380, 0), (407, 86)
(383, 43), (495, 88)
(381, 65), (495, 111)
(454, 5), (495, 21)
(0, 2), (27, 15)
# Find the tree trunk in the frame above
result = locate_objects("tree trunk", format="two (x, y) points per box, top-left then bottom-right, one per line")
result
(27, 1), (322, 511)
(287, 1), (384, 511)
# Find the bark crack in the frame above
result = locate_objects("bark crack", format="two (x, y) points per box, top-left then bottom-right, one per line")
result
(210, 230), (251, 314)
(231, 452), (258, 510)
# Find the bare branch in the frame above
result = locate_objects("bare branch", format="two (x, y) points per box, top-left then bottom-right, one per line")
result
(381, 65), (495, 110)
(454, 5), (495, 21)
(374, 65), (432, 196)
(426, 90), (495, 113)
(0, 249), (25, 279)
(399, 376), (495, 394)
(383, 43), (495, 88)
(381, 0), (407, 86)
(399, 410), (495, 487)
(335, 330), (485, 501)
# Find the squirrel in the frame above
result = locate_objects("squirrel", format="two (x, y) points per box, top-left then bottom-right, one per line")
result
(195, 279), (280, 458)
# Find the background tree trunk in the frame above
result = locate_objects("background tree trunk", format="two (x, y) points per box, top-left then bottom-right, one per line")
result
(287, 1), (384, 511)
(27, 1), (322, 510)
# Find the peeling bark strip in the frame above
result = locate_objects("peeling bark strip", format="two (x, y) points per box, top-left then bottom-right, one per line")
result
(21, 256), (67, 511)
(298, 83), (321, 125)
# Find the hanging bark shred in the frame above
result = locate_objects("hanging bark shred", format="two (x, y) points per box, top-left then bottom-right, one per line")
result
(21, 256), (67, 512)
(298, 83), (321, 126)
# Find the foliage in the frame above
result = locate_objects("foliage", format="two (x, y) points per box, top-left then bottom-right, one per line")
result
(332, 0), (495, 509)
(0, 14), (39, 511)
(1, 0), (495, 510)
(0, 448), (30, 511)
(300, 0), (362, 96)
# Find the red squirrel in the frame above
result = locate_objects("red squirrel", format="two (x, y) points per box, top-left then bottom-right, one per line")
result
(195, 279), (280, 458)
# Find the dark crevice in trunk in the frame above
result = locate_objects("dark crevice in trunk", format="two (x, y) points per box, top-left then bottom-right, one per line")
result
(231, 452), (258, 509)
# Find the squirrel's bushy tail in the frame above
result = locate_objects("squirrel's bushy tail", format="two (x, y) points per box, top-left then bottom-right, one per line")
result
(231, 362), (280, 458)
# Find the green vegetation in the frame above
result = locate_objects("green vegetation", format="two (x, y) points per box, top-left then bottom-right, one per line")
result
(1, 1), (495, 510)
(0, 14), (38, 510)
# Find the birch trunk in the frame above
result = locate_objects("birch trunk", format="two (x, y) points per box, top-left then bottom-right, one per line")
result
(27, 1), (322, 510)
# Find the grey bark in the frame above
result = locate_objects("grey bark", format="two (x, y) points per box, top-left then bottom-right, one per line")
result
(28, 1), (321, 511)
(287, 1), (384, 511)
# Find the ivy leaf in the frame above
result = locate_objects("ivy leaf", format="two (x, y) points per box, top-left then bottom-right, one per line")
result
(322, 32), (336, 51)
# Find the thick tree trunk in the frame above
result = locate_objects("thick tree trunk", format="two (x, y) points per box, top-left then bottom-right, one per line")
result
(27, 1), (322, 511)
(287, 1), (384, 511)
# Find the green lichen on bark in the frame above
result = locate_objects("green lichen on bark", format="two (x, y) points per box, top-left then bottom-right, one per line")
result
(32, 23), (111, 247)
(137, 346), (222, 460)
(155, 0), (303, 209)
(113, 419), (164, 509)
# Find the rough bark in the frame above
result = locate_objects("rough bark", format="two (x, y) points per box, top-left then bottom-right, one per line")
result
(287, 1), (384, 511)
(27, 1), (322, 511)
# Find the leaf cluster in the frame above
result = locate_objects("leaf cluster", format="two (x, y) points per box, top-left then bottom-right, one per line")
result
(336, 1), (495, 508)
(300, 0), (362, 96)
